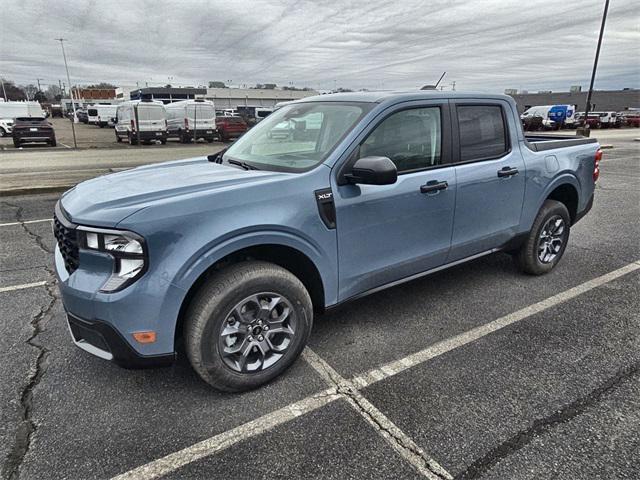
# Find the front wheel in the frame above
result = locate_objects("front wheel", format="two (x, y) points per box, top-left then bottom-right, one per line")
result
(514, 200), (570, 275)
(185, 261), (313, 392)
(0, 128), (6, 137)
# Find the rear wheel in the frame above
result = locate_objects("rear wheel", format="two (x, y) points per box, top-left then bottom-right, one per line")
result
(128, 132), (138, 145)
(185, 261), (313, 392)
(514, 200), (570, 275)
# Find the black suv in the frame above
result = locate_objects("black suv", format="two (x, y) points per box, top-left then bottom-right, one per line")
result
(12, 117), (57, 147)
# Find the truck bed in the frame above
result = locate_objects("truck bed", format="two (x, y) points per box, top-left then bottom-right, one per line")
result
(524, 133), (598, 152)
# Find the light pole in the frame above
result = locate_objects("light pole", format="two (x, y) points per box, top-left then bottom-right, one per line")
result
(55, 38), (77, 148)
(578, 0), (610, 137)
(0, 77), (7, 101)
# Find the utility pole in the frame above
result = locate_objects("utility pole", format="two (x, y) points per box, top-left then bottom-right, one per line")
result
(578, 0), (609, 137)
(36, 78), (43, 92)
(1, 77), (7, 101)
(55, 38), (77, 148)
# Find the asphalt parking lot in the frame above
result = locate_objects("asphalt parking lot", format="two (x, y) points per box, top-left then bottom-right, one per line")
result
(0, 132), (639, 479)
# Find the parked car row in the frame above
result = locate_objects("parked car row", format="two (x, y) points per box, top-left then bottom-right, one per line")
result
(521, 104), (640, 131)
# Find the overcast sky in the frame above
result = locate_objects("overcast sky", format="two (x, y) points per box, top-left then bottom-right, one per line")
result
(1, 0), (638, 93)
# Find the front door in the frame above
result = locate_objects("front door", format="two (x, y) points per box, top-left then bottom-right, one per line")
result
(448, 101), (526, 261)
(333, 102), (456, 301)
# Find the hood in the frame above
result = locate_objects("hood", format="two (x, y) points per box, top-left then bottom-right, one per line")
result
(61, 156), (288, 226)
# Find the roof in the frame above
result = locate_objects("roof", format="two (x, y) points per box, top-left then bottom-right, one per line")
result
(205, 88), (316, 100)
(296, 90), (514, 104)
(132, 87), (207, 95)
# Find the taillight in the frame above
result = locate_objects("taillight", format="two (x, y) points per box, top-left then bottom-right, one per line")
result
(593, 148), (602, 182)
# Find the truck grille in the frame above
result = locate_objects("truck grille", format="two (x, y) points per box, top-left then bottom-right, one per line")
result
(53, 207), (79, 274)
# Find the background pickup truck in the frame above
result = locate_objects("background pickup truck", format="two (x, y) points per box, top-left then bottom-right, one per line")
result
(54, 91), (601, 392)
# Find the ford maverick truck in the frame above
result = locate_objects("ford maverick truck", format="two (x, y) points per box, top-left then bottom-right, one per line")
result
(54, 91), (601, 391)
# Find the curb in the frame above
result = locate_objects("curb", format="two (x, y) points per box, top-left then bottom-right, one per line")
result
(0, 186), (71, 197)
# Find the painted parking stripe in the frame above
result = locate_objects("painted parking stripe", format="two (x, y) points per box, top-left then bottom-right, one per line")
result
(110, 261), (640, 480)
(0, 281), (48, 293)
(303, 348), (452, 480)
(110, 387), (341, 480)
(0, 218), (52, 227)
(351, 260), (640, 389)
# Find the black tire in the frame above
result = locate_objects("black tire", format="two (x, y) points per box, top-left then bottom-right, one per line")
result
(184, 261), (313, 392)
(49, 137), (57, 147)
(116, 133), (122, 143)
(128, 132), (138, 145)
(160, 138), (167, 145)
(207, 138), (214, 143)
(514, 199), (570, 275)
(13, 138), (20, 148)
(0, 128), (6, 137)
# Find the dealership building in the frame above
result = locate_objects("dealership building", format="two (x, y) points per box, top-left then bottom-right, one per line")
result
(508, 88), (639, 113)
(203, 87), (317, 108)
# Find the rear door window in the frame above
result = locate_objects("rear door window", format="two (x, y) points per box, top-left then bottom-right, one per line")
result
(138, 107), (165, 121)
(457, 105), (508, 161)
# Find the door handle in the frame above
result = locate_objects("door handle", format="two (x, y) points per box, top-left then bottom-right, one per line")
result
(498, 166), (519, 178)
(420, 180), (448, 194)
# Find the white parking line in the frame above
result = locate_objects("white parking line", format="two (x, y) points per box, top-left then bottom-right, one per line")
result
(351, 260), (640, 389)
(303, 348), (452, 479)
(0, 218), (52, 227)
(0, 280), (48, 293)
(110, 387), (341, 480)
(110, 261), (640, 480)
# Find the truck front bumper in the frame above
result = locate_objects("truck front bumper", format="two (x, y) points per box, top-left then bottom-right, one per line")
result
(55, 242), (182, 369)
(66, 312), (175, 368)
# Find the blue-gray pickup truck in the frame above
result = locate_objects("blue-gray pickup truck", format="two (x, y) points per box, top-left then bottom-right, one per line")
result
(54, 91), (601, 391)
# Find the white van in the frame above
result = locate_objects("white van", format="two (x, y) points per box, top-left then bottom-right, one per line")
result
(165, 99), (216, 143)
(254, 107), (274, 122)
(87, 104), (119, 127)
(0, 101), (45, 136)
(114, 100), (167, 145)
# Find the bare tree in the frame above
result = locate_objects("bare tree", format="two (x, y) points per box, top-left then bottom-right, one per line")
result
(22, 84), (38, 100)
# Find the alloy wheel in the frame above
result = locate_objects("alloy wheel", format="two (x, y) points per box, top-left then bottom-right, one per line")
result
(218, 293), (296, 373)
(538, 215), (565, 263)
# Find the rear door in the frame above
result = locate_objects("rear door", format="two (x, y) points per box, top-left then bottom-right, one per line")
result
(448, 100), (525, 261)
(333, 100), (456, 300)
(137, 105), (165, 132)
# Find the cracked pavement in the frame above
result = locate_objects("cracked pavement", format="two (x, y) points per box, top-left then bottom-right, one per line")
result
(0, 131), (638, 479)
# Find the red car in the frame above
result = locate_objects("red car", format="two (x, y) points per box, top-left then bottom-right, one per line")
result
(216, 116), (248, 142)
(619, 112), (640, 127)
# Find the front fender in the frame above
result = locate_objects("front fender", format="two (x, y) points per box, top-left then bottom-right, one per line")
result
(171, 228), (337, 306)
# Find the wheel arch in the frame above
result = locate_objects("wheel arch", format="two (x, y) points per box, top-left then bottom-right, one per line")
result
(545, 181), (579, 223)
(173, 241), (328, 348)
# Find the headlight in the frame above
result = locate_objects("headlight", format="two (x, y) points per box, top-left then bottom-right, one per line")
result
(78, 226), (147, 292)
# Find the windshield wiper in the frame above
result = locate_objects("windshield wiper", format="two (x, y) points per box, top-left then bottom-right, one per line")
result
(226, 158), (260, 171)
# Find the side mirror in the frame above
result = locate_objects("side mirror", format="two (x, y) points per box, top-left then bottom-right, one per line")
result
(344, 156), (397, 186)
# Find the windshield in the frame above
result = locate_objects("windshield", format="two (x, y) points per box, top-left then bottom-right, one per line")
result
(224, 102), (369, 172)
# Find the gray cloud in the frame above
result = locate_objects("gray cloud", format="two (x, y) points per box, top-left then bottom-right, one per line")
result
(1, 0), (638, 92)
